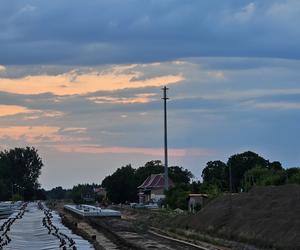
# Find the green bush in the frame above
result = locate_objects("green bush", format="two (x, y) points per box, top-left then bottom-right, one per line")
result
(11, 194), (23, 201)
(165, 185), (189, 210)
(288, 172), (300, 184)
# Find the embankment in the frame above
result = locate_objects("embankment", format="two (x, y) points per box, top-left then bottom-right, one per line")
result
(167, 184), (300, 249)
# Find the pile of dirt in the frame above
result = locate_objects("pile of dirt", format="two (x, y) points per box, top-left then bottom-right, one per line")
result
(169, 184), (300, 249)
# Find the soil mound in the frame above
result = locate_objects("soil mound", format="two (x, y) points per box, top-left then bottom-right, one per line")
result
(171, 184), (300, 249)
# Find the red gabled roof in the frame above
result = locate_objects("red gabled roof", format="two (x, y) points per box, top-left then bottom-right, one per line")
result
(138, 174), (174, 189)
(188, 193), (208, 197)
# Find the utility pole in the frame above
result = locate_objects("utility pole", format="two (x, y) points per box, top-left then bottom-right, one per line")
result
(162, 86), (169, 191)
(229, 164), (233, 211)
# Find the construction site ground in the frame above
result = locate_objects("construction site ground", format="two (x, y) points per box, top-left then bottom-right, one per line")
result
(52, 202), (228, 250)
(124, 185), (299, 250)
(51, 184), (300, 250)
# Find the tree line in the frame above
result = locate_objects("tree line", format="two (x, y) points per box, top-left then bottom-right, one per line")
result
(46, 151), (300, 210)
(162, 151), (300, 210)
(46, 160), (194, 204)
(201, 151), (300, 195)
(0, 147), (44, 201)
(101, 160), (193, 203)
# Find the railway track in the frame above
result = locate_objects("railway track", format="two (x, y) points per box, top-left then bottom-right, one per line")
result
(60, 206), (220, 250)
(148, 229), (211, 250)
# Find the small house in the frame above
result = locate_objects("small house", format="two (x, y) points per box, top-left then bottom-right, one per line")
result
(93, 187), (107, 198)
(188, 193), (208, 213)
(138, 174), (174, 204)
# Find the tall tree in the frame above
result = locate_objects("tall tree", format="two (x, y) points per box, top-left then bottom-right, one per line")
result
(227, 151), (269, 192)
(0, 147), (43, 201)
(169, 166), (193, 184)
(202, 160), (227, 191)
(286, 167), (300, 184)
(102, 165), (137, 203)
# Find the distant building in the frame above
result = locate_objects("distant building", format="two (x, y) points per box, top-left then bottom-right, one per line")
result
(93, 187), (107, 198)
(188, 193), (208, 213)
(138, 174), (174, 204)
(81, 193), (95, 202)
(80, 187), (107, 202)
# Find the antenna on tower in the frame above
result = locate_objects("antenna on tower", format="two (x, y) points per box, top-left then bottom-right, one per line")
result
(162, 86), (169, 191)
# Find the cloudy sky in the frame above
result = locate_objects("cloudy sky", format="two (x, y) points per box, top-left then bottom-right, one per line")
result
(1, 0), (300, 189)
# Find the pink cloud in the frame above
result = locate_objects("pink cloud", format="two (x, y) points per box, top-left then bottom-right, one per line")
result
(88, 93), (158, 104)
(0, 126), (89, 144)
(54, 144), (215, 157)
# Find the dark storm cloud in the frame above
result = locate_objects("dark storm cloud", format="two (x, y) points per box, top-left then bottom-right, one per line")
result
(1, 0), (300, 65)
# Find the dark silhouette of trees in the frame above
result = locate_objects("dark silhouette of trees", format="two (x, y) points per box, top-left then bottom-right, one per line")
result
(165, 184), (190, 210)
(102, 165), (137, 203)
(201, 151), (300, 196)
(134, 160), (193, 186)
(227, 151), (269, 192)
(243, 166), (286, 190)
(101, 161), (193, 203)
(0, 147), (43, 201)
(286, 167), (300, 182)
(202, 160), (227, 192)
(169, 166), (193, 184)
(288, 169), (300, 184)
(46, 186), (69, 200)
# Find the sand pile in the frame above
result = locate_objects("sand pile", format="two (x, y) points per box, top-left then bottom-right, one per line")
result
(171, 184), (300, 249)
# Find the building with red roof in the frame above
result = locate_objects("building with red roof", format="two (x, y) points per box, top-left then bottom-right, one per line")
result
(138, 173), (174, 204)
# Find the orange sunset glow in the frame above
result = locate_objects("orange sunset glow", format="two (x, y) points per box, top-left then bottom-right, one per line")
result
(0, 105), (36, 117)
(0, 70), (183, 96)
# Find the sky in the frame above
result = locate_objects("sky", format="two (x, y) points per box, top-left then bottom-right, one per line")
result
(1, 0), (300, 189)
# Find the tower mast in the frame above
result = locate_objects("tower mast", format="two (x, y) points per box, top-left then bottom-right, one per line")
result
(162, 86), (169, 191)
